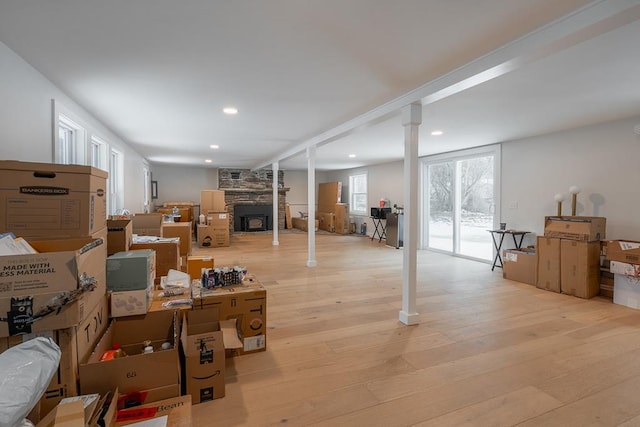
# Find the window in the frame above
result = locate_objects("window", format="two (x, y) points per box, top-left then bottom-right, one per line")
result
(349, 173), (367, 214)
(56, 115), (86, 164)
(422, 145), (500, 262)
(109, 149), (125, 215)
(90, 136), (108, 170)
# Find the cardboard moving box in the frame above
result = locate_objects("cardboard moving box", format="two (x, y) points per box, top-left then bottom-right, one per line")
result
(317, 182), (342, 213)
(0, 160), (107, 238)
(560, 239), (600, 299)
(200, 190), (226, 214)
(107, 250), (156, 292)
(197, 225), (229, 248)
(544, 216), (606, 242)
(536, 236), (561, 293)
(114, 395), (191, 427)
(0, 236), (107, 337)
(180, 309), (237, 403)
(131, 214), (162, 237)
(503, 248), (537, 286)
(107, 219), (133, 256)
(606, 240), (640, 264)
(79, 310), (180, 396)
(161, 221), (193, 256)
(130, 240), (180, 284)
(192, 276), (266, 357)
(187, 255), (215, 281)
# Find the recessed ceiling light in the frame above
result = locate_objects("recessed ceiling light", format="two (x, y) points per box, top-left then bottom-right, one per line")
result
(348, 154), (356, 158)
(205, 159), (212, 163)
(210, 144), (219, 149)
(223, 107), (238, 115)
(431, 130), (444, 136)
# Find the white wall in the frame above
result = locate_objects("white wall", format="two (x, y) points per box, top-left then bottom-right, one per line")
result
(502, 115), (640, 243)
(149, 164), (218, 210)
(0, 41), (149, 213)
(324, 161), (404, 235)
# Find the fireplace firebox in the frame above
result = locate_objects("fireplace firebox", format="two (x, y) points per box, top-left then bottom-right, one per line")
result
(234, 204), (273, 232)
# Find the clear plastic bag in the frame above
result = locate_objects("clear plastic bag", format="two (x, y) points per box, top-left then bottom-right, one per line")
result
(0, 336), (61, 427)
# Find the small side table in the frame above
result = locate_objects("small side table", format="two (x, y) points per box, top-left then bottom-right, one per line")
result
(371, 217), (386, 242)
(488, 230), (530, 271)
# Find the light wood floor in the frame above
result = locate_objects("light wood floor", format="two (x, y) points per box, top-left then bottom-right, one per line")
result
(189, 230), (640, 426)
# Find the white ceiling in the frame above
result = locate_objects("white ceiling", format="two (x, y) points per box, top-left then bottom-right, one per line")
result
(1, 0), (639, 171)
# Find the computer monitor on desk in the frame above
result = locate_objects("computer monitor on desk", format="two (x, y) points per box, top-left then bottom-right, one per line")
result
(371, 207), (392, 219)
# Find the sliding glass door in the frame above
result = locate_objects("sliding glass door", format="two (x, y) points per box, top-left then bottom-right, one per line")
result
(424, 146), (499, 261)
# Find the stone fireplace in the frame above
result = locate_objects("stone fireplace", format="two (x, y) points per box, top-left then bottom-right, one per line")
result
(219, 168), (289, 233)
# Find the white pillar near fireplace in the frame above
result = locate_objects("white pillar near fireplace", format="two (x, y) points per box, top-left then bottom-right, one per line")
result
(272, 161), (279, 246)
(307, 146), (317, 267)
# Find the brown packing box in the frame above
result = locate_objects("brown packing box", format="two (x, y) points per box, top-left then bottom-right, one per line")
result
(0, 161), (107, 238)
(107, 219), (133, 256)
(544, 216), (606, 242)
(536, 236), (561, 293)
(36, 388), (118, 427)
(157, 207), (192, 223)
(201, 190), (226, 214)
(317, 182), (342, 213)
(197, 225), (229, 248)
(334, 203), (349, 235)
(130, 240), (180, 284)
(205, 212), (229, 229)
(291, 217), (318, 232)
(0, 235), (107, 337)
(162, 221), (193, 256)
(606, 240), (640, 264)
(502, 248), (537, 286)
(187, 255), (214, 281)
(560, 239), (601, 299)
(131, 213), (163, 237)
(114, 395), (191, 427)
(317, 212), (336, 233)
(180, 309), (235, 403)
(192, 276), (266, 357)
(79, 310), (180, 396)
(5, 295), (109, 421)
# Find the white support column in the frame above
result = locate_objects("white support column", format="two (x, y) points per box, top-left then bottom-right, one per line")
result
(272, 161), (279, 246)
(399, 103), (422, 326)
(306, 146), (317, 267)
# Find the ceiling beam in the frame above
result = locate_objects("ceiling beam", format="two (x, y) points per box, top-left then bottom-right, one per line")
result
(252, 0), (640, 171)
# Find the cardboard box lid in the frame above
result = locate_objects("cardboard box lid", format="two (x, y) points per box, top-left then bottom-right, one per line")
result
(181, 309), (242, 353)
(0, 160), (108, 179)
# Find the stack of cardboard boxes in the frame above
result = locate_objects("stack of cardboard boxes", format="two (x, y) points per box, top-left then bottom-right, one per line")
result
(0, 160), (110, 418)
(537, 216), (605, 298)
(197, 190), (229, 247)
(605, 240), (640, 309)
(0, 162), (270, 426)
(308, 182), (350, 235)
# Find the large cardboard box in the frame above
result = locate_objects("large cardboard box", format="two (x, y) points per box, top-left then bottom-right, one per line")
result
(503, 248), (537, 286)
(205, 212), (229, 230)
(0, 161), (107, 238)
(110, 284), (154, 318)
(131, 214), (162, 237)
(560, 240), (601, 299)
(334, 203), (349, 235)
(291, 217), (318, 232)
(114, 395), (191, 427)
(544, 216), (606, 242)
(536, 236), (561, 293)
(201, 190), (226, 214)
(317, 212), (335, 233)
(187, 255), (214, 281)
(180, 309), (227, 403)
(606, 240), (640, 264)
(107, 250), (156, 292)
(317, 182), (342, 213)
(4, 295), (109, 419)
(79, 310), (180, 396)
(107, 219), (133, 256)
(161, 221), (193, 256)
(192, 276), (266, 357)
(0, 236), (107, 337)
(197, 225), (229, 248)
(613, 274), (640, 309)
(130, 240), (180, 284)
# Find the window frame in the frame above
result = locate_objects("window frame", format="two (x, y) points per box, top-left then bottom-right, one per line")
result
(349, 172), (368, 215)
